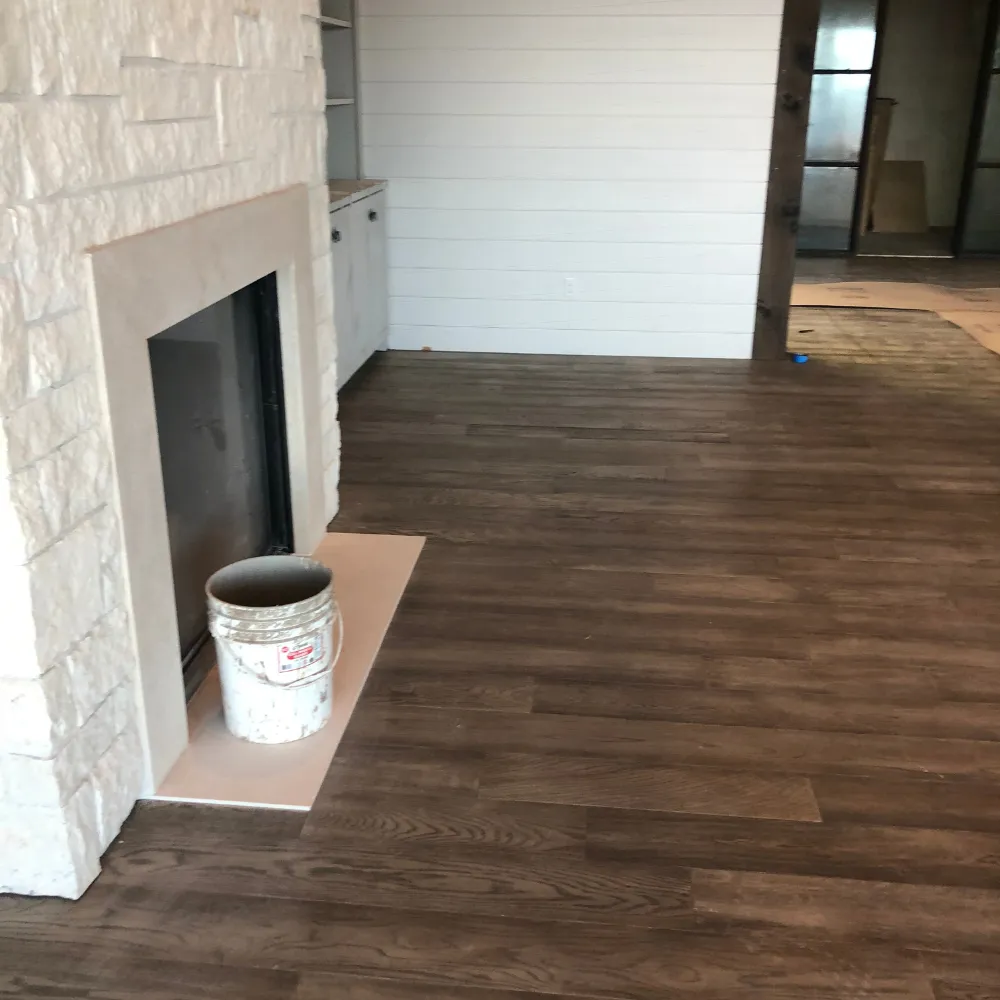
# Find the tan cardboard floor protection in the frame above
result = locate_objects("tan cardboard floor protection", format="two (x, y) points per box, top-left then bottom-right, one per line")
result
(791, 281), (1000, 358)
(152, 532), (425, 811)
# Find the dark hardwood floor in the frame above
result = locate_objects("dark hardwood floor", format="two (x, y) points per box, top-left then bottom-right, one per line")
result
(4, 321), (1000, 999)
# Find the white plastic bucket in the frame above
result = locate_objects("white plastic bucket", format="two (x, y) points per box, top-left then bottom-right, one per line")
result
(206, 555), (344, 744)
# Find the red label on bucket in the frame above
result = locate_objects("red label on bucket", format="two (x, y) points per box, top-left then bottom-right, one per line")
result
(278, 632), (327, 674)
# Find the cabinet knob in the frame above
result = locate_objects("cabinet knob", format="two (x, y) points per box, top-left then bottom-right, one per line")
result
(368, 209), (379, 222)
(331, 228), (342, 243)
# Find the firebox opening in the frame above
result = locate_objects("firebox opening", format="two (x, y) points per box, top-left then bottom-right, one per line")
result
(148, 272), (293, 702)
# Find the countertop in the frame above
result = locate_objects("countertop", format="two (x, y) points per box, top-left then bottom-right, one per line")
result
(328, 179), (387, 208)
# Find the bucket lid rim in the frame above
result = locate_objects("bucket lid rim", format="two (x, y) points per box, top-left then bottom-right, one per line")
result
(205, 554), (334, 610)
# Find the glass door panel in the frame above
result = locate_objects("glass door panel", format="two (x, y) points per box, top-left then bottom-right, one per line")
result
(798, 0), (879, 252)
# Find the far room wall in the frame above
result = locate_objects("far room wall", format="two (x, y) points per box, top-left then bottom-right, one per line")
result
(356, 0), (785, 360)
(876, 0), (990, 228)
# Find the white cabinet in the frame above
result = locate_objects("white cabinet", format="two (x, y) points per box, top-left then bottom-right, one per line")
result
(330, 188), (388, 388)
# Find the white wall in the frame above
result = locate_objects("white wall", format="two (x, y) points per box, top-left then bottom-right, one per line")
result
(357, 0), (784, 359)
(877, 0), (990, 228)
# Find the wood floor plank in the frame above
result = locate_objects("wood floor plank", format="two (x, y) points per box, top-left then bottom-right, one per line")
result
(314, 745), (482, 798)
(586, 810), (1000, 888)
(371, 637), (1000, 705)
(344, 704), (1000, 783)
(0, 939), (298, 999)
(300, 791), (585, 856)
(363, 669), (535, 714)
(478, 752), (821, 821)
(534, 680), (1000, 740)
(296, 974), (595, 1000)
(693, 870), (1000, 949)
(812, 775), (1000, 834)
(931, 984), (998, 1000)
(101, 842), (691, 927)
(0, 888), (935, 1000)
(4, 324), (1000, 997)
(109, 800), (306, 848)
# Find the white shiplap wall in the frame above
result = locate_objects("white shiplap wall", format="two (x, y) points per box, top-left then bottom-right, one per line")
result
(357, 0), (784, 359)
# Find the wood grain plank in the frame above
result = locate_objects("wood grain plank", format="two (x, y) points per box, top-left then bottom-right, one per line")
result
(371, 637), (1000, 705)
(694, 870), (1000, 949)
(0, 939), (298, 1000)
(300, 791), (585, 856)
(587, 810), (1000, 888)
(534, 680), (1000, 740)
(101, 842), (691, 927)
(297, 973), (594, 1000)
(363, 669), (535, 713)
(0, 888), (934, 1000)
(344, 704), (1000, 783)
(813, 774), (1000, 834)
(479, 752), (820, 821)
(314, 745), (482, 798)
(932, 981), (1000, 1000)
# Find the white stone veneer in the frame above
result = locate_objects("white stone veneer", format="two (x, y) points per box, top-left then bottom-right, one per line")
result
(0, 0), (339, 898)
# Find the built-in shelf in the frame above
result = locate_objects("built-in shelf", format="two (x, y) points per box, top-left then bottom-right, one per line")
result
(317, 15), (351, 29)
(321, 0), (359, 180)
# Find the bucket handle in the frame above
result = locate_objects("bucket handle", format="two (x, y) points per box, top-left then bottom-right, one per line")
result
(271, 604), (345, 690)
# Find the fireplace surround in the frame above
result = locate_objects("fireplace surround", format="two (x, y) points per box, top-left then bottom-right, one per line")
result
(88, 184), (329, 806)
(0, 0), (339, 900)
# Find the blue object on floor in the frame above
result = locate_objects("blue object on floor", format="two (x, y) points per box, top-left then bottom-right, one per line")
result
(789, 353), (810, 364)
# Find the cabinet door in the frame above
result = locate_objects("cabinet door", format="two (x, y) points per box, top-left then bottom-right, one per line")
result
(364, 191), (389, 350)
(347, 198), (370, 366)
(329, 207), (356, 388)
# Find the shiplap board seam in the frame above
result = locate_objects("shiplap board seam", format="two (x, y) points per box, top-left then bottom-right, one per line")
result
(357, 0), (781, 356)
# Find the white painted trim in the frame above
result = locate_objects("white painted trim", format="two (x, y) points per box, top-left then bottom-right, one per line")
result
(387, 327), (753, 359)
(86, 185), (327, 796)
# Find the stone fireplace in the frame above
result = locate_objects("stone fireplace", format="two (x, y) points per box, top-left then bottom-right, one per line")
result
(0, 2), (339, 899)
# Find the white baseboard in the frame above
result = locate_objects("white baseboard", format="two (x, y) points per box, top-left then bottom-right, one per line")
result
(386, 327), (753, 360)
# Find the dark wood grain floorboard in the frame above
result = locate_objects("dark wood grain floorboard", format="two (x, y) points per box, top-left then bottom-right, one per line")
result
(812, 774), (1000, 834)
(0, 888), (935, 1000)
(300, 791), (586, 856)
(363, 669), (536, 714)
(295, 974), (596, 1000)
(587, 810), (1000, 888)
(101, 841), (690, 927)
(932, 981), (1000, 1000)
(343, 704), (1000, 783)
(4, 328), (1000, 998)
(0, 940), (298, 999)
(478, 752), (821, 821)
(693, 869), (1000, 950)
(534, 680), (1000, 740)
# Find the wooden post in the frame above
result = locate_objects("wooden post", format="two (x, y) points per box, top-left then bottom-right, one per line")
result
(752, 0), (821, 360)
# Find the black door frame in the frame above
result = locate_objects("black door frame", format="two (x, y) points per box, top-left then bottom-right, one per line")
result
(955, 0), (1000, 254)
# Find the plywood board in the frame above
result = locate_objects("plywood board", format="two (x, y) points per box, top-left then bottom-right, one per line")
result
(152, 532), (425, 810)
(859, 98), (896, 234)
(872, 160), (928, 234)
(939, 311), (1000, 355)
(940, 288), (1000, 311)
(791, 281), (1000, 359)
(791, 281), (960, 313)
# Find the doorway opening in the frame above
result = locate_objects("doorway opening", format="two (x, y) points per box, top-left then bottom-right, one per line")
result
(798, 0), (999, 259)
